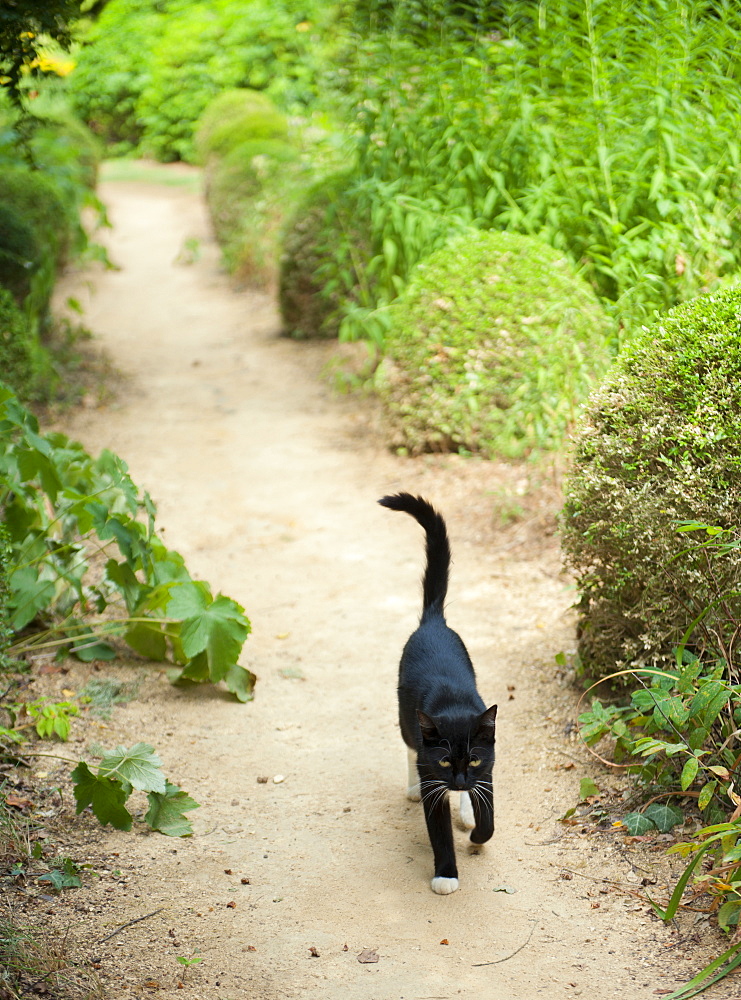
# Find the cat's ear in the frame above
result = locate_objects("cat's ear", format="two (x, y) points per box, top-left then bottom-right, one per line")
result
(417, 710), (439, 740)
(475, 704), (498, 742)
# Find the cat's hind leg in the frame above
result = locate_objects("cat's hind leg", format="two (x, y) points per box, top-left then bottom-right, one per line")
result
(406, 747), (421, 801)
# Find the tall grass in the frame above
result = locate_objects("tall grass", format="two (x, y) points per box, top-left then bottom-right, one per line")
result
(337, 0), (741, 341)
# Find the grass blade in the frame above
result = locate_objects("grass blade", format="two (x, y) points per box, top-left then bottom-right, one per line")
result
(660, 939), (741, 999)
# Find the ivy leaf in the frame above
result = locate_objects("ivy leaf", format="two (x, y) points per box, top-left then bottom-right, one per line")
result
(38, 866), (82, 890)
(98, 743), (166, 794)
(70, 762), (133, 830)
(622, 811), (656, 835)
(145, 781), (199, 837)
(643, 803), (683, 833)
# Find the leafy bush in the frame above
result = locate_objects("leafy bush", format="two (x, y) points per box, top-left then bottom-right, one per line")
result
(561, 288), (741, 680)
(375, 230), (613, 458)
(336, 2), (741, 338)
(278, 171), (373, 339)
(207, 138), (301, 288)
(67, 0), (163, 154)
(0, 292), (37, 399)
(0, 386), (255, 701)
(0, 206), (40, 305)
(0, 167), (75, 323)
(91, 0), (331, 163)
(194, 88), (288, 163)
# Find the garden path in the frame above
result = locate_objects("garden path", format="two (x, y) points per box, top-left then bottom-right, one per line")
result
(52, 162), (702, 999)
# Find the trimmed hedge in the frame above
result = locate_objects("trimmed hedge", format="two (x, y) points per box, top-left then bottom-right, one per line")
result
(561, 287), (741, 679)
(0, 290), (36, 399)
(0, 205), (40, 305)
(195, 88), (288, 163)
(278, 171), (372, 339)
(206, 138), (300, 287)
(376, 229), (613, 457)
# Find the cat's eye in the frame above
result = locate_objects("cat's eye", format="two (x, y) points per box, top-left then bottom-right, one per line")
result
(439, 759), (452, 768)
(469, 758), (482, 768)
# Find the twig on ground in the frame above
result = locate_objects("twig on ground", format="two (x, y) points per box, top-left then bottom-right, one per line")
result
(472, 920), (536, 967)
(97, 907), (165, 944)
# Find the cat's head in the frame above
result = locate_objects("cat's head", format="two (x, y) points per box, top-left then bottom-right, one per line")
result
(416, 705), (497, 791)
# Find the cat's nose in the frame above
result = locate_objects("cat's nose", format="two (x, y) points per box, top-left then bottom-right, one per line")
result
(454, 774), (467, 790)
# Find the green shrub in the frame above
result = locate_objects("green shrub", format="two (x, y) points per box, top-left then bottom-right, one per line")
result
(29, 113), (102, 193)
(375, 229), (613, 458)
(339, 4), (741, 338)
(278, 171), (373, 339)
(0, 291), (36, 398)
(0, 521), (12, 669)
(135, 0), (329, 162)
(195, 88), (288, 163)
(0, 205), (40, 305)
(0, 167), (71, 318)
(67, 0), (162, 153)
(561, 287), (741, 680)
(206, 138), (301, 287)
(0, 166), (71, 266)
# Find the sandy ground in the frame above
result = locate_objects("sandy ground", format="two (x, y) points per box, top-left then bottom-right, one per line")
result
(19, 162), (739, 998)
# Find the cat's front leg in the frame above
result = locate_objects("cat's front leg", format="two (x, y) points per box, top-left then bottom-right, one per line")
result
(469, 771), (494, 846)
(419, 772), (458, 894)
(406, 747), (421, 801)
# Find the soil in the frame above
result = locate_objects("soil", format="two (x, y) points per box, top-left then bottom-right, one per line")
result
(11, 161), (739, 999)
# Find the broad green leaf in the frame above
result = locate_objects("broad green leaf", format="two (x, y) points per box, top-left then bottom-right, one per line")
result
(70, 762), (133, 830)
(145, 781), (199, 837)
(9, 566), (55, 629)
(175, 592), (251, 682)
(622, 811), (655, 835)
(125, 622), (168, 661)
(579, 777), (599, 799)
(717, 899), (741, 932)
(224, 662), (256, 703)
(98, 743), (166, 794)
(681, 756), (699, 791)
(71, 628), (117, 662)
(643, 803), (683, 833)
(698, 780), (717, 811)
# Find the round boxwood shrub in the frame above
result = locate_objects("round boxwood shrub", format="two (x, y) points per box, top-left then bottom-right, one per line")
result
(0, 168), (71, 268)
(375, 229), (613, 457)
(195, 89), (287, 163)
(561, 287), (741, 680)
(0, 289), (36, 398)
(278, 171), (372, 340)
(206, 138), (300, 286)
(0, 205), (41, 305)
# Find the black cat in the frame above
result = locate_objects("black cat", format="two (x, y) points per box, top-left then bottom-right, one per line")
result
(379, 493), (497, 895)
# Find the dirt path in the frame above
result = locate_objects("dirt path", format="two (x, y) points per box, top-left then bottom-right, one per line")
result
(44, 162), (716, 999)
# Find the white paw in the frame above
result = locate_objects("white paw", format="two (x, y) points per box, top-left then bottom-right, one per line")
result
(459, 791), (475, 830)
(431, 876), (459, 895)
(407, 786), (421, 802)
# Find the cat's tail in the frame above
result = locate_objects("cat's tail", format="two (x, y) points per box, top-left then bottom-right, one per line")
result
(378, 493), (450, 621)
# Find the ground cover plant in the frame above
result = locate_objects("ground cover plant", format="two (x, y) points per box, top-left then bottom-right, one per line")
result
(0, 385), (254, 701)
(376, 229), (614, 457)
